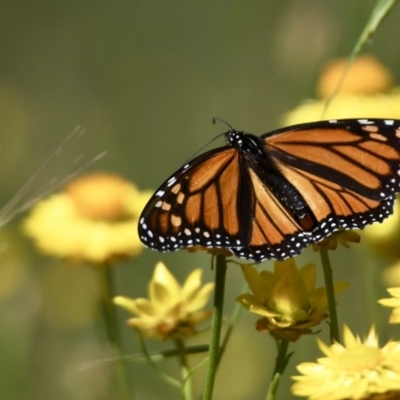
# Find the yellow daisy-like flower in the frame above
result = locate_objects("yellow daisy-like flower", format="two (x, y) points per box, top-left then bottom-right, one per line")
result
(382, 260), (400, 288)
(316, 55), (393, 99)
(311, 229), (360, 252)
(378, 288), (400, 324)
(23, 172), (152, 264)
(283, 55), (400, 125)
(292, 325), (400, 400)
(363, 200), (400, 260)
(236, 259), (347, 341)
(113, 261), (214, 340)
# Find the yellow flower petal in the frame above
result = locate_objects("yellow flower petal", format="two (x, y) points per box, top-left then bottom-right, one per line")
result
(284, 92), (400, 126)
(121, 298), (157, 317)
(388, 288), (400, 297)
(249, 304), (280, 318)
(181, 269), (215, 312)
(114, 262), (214, 340)
(185, 282), (215, 313)
(150, 262), (181, 307)
(182, 269), (203, 300)
(241, 264), (271, 303)
(236, 293), (263, 309)
(389, 311), (400, 324)
(267, 262), (309, 315)
(379, 287), (400, 324)
(298, 263), (316, 294)
(379, 298), (400, 307)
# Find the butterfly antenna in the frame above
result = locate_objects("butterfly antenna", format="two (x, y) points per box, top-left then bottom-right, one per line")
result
(212, 117), (235, 130)
(185, 133), (225, 162)
(184, 119), (235, 163)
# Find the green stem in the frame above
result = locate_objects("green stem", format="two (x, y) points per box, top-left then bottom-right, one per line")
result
(266, 339), (290, 400)
(217, 283), (246, 368)
(136, 329), (180, 388)
(174, 338), (194, 400)
(100, 264), (133, 400)
(201, 254), (227, 400)
(322, 0), (397, 117)
(319, 248), (341, 343)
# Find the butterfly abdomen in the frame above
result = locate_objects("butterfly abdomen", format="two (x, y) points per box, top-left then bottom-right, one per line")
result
(235, 132), (314, 223)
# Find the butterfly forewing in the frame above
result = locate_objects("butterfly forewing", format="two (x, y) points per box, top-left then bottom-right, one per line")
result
(139, 147), (253, 253)
(264, 120), (400, 199)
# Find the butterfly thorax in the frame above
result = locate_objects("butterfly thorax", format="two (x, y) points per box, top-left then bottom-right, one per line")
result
(225, 130), (265, 157)
(224, 130), (314, 226)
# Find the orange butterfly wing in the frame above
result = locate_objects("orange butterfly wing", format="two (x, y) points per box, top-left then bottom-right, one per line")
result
(139, 147), (254, 253)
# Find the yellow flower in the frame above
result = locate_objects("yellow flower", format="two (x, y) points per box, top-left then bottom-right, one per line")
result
(236, 259), (347, 341)
(23, 172), (152, 264)
(382, 260), (400, 288)
(283, 55), (400, 125)
(378, 288), (400, 324)
(113, 261), (214, 340)
(312, 229), (360, 252)
(316, 55), (393, 99)
(292, 325), (400, 400)
(363, 200), (400, 261)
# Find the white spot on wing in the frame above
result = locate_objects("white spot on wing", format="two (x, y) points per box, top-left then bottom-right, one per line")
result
(167, 177), (177, 187)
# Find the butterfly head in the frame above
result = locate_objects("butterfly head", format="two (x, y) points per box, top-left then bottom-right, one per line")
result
(225, 130), (264, 157)
(225, 130), (246, 147)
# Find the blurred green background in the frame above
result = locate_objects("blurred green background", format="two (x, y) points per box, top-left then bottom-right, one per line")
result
(1, 1), (400, 399)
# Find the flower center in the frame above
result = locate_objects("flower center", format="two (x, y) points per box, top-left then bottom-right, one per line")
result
(66, 173), (130, 220)
(334, 344), (382, 372)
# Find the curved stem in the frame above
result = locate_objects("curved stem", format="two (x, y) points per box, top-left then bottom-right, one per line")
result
(174, 338), (194, 400)
(217, 282), (247, 368)
(201, 254), (227, 400)
(319, 248), (341, 343)
(136, 329), (180, 388)
(99, 264), (134, 400)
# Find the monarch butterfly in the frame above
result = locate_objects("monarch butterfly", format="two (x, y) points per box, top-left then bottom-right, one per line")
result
(138, 118), (400, 262)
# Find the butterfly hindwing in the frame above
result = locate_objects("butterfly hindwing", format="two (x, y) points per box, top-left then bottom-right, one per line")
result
(230, 166), (310, 260)
(262, 119), (400, 237)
